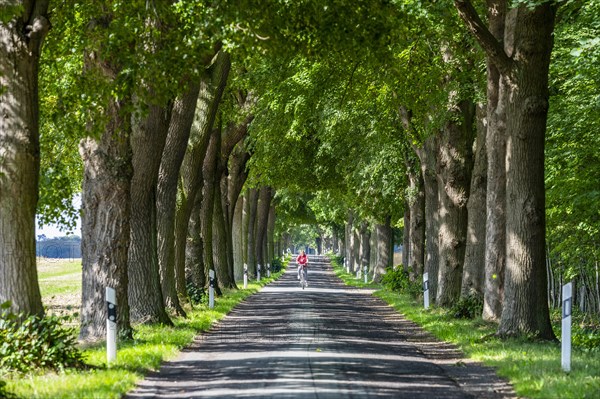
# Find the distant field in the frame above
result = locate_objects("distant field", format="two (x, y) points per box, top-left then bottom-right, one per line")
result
(37, 258), (82, 317)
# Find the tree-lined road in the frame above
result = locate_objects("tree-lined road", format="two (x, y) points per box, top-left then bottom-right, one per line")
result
(128, 257), (514, 398)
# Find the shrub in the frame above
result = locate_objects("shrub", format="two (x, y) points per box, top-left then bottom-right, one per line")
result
(0, 301), (85, 373)
(380, 266), (421, 298)
(186, 283), (205, 305)
(0, 379), (17, 399)
(450, 293), (484, 319)
(572, 326), (600, 351)
(271, 257), (283, 273)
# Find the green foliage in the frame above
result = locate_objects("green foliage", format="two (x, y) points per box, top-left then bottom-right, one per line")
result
(0, 379), (17, 399)
(270, 257), (283, 273)
(572, 323), (600, 351)
(380, 266), (421, 298)
(0, 302), (84, 373)
(186, 283), (205, 306)
(450, 294), (484, 319)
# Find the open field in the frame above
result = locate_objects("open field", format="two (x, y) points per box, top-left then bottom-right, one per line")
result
(37, 258), (82, 317)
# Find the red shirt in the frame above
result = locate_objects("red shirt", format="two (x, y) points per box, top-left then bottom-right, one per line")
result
(296, 253), (308, 265)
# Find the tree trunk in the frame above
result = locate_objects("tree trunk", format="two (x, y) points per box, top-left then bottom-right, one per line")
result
(436, 100), (475, 307)
(359, 221), (371, 277)
(213, 176), (234, 288)
(246, 188), (259, 276)
(79, 106), (133, 340)
(482, 0), (507, 323)
(402, 205), (410, 270)
(373, 216), (392, 282)
(0, 2), (49, 316)
(185, 190), (204, 291)
(267, 202), (276, 267)
(200, 128), (223, 292)
(128, 102), (173, 324)
(242, 193), (249, 266)
(232, 196), (244, 281)
(173, 50), (230, 298)
(353, 227), (361, 272)
(415, 136), (440, 299)
(461, 103), (487, 298)
(255, 187), (272, 269)
(454, 0), (557, 339)
(499, 5), (556, 339)
(408, 168), (425, 280)
(345, 210), (354, 268)
(157, 82), (200, 315)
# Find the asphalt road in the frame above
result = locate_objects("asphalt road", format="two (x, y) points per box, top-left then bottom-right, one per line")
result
(127, 256), (515, 398)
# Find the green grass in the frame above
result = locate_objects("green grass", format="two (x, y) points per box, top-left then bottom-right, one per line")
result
(4, 258), (290, 399)
(37, 259), (82, 298)
(331, 257), (600, 399)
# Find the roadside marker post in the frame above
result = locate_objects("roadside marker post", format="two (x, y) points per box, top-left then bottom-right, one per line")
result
(267, 263), (271, 278)
(363, 265), (368, 283)
(257, 264), (261, 281)
(243, 264), (248, 289)
(423, 273), (430, 309)
(106, 287), (117, 364)
(562, 282), (573, 372)
(209, 269), (215, 309)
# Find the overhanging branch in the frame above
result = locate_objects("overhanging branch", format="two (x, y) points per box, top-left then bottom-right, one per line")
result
(454, 0), (513, 75)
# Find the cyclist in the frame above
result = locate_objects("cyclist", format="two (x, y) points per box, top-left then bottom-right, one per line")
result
(296, 250), (308, 285)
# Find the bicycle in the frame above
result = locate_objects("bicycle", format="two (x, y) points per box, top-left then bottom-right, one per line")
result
(299, 265), (308, 289)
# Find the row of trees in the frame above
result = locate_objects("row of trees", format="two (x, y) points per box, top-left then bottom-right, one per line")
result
(1, 0), (597, 343)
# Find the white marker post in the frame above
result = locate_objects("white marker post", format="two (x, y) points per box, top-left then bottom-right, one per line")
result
(257, 264), (261, 281)
(356, 266), (360, 279)
(423, 272), (430, 309)
(562, 282), (573, 372)
(363, 265), (368, 283)
(209, 269), (215, 309)
(243, 264), (248, 289)
(106, 287), (117, 364)
(267, 263), (271, 278)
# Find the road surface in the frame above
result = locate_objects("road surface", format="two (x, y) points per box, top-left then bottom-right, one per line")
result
(127, 256), (514, 398)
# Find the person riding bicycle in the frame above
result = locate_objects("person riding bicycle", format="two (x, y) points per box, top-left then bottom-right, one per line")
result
(296, 250), (308, 283)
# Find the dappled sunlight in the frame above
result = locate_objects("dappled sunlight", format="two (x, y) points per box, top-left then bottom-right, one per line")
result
(127, 257), (515, 399)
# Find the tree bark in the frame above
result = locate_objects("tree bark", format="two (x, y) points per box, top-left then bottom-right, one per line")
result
(156, 82), (200, 314)
(128, 102), (173, 324)
(455, 0), (557, 339)
(359, 221), (371, 277)
(461, 103), (488, 298)
(200, 128), (223, 292)
(415, 136), (440, 299)
(436, 100), (475, 307)
(482, 0), (507, 323)
(353, 226), (361, 272)
(373, 216), (392, 282)
(255, 186), (272, 269)
(79, 104), (133, 340)
(212, 174), (234, 288)
(0, 1), (49, 316)
(408, 167), (425, 280)
(267, 202), (276, 266)
(345, 210), (354, 269)
(185, 189), (204, 291)
(232, 195), (244, 281)
(173, 50), (230, 298)
(402, 204), (410, 270)
(246, 188), (259, 276)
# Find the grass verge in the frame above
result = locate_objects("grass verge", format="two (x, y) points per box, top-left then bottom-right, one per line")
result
(330, 256), (600, 399)
(4, 259), (289, 399)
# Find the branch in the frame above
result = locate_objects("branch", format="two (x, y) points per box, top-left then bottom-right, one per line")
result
(454, 0), (513, 75)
